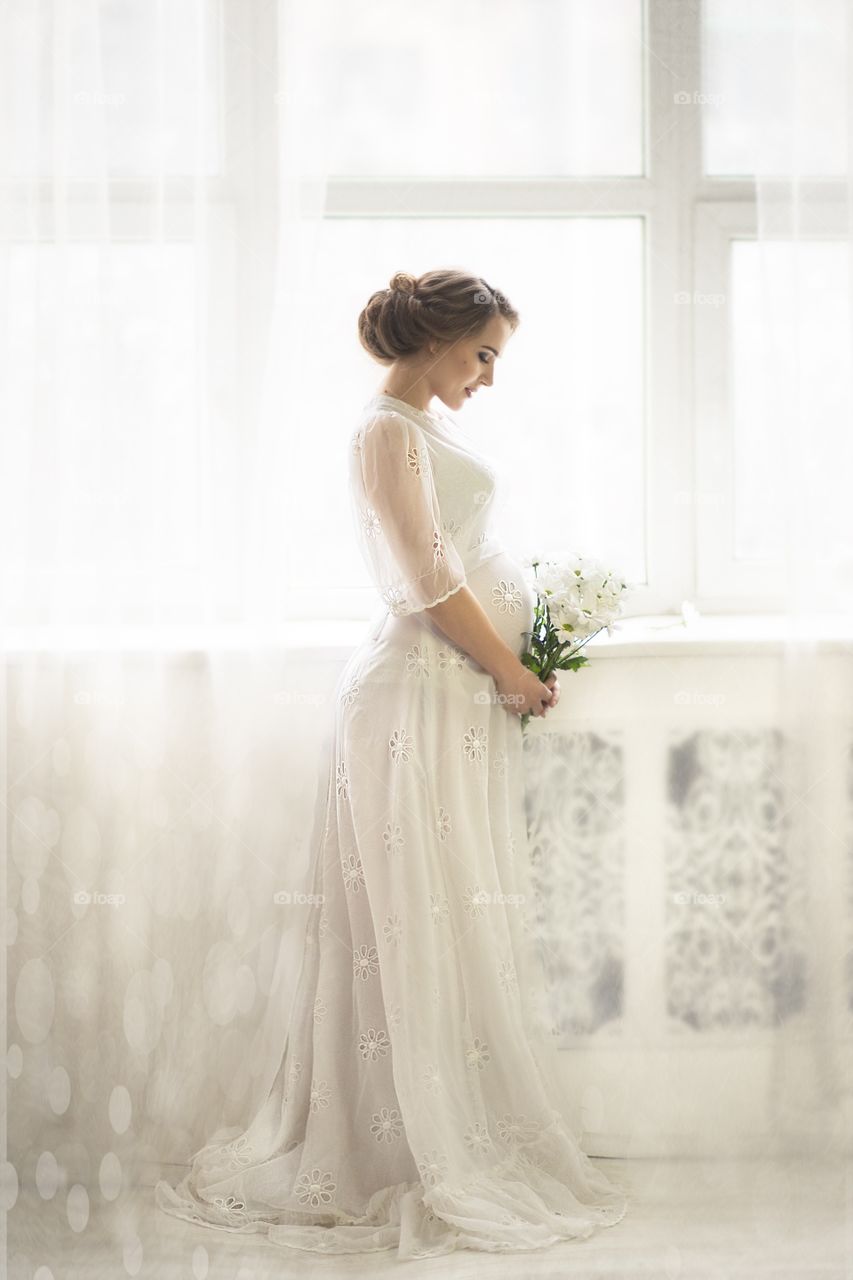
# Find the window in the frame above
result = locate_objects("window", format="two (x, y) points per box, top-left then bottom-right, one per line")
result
(4, 0), (836, 627)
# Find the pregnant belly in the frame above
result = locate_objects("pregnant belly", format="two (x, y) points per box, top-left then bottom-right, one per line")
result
(465, 549), (536, 660)
(386, 549), (534, 666)
(365, 550), (536, 677)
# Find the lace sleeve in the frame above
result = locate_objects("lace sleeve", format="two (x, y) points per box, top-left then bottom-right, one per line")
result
(349, 410), (467, 616)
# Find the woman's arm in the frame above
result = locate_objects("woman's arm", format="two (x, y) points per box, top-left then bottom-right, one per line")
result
(424, 585), (555, 717)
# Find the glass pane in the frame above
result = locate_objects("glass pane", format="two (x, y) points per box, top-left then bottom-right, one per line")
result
(300, 0), (643, 178)
(290, 218), (646, 606)
(703, 0), (849, 177)
(731, 240), (853, 561)
(3, 0), (221, 178)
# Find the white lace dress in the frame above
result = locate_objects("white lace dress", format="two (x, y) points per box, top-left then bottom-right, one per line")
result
(154, 392), (630, 1258)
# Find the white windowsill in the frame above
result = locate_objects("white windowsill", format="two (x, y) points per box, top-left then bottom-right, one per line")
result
(2, 612), (851, 659)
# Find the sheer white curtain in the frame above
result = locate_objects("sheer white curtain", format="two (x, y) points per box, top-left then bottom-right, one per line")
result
(0, 0), (331, 633)
(688, 0), (853, 1169)
(751, 0), (853, 1153)
(1, 0), (338, 1241)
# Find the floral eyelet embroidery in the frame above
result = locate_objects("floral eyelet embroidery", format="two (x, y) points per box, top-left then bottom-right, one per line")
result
(358, 1027), (391, 1060)
(341, 852), (365, 892)
(381, 586), (409, 616)
(309, 1080), (331, 1112)
(436, 806), (451, 841)
(492, 579), (522, 613)
(362, 506), (381, 538)
(371, 1106), (403, 1142)
(438, 647), (467, 672)
(389, 729), (414, 763)
(417, 1150), (449, 1187)
(464, 1122), (493, 1154)
(421, 1064), (442, 1094)
(340, 677), (360, 707)
(462, 726), (488, 763)
(214, 1134), (256, 1171)
(497, 1114), (542, 1145)
(383, 912), (402, 945)
(295, 1168), (336, 1207)
(353, 944), (379, 980)
(406, 446), (422, 475)
(212, 1194), (248, 1217)
(429, 892), (449, 924)
(405, 645), (429, 677)
(335, 762), (349, 798)
(465, 1036), (491, 1070)
(463, 884), (490, 918)
(382, 822), (404, 856)
(498, 958), (518, 993)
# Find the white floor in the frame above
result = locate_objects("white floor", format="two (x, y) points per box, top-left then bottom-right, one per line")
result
(7, 1157), (851, 1279)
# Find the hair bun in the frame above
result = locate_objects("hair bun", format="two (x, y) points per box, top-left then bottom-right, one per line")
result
(357, 266), (519, 368)
(389, 271), (417, 297)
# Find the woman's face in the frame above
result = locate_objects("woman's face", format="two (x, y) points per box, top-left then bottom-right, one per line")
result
(428, 314), (514, 412)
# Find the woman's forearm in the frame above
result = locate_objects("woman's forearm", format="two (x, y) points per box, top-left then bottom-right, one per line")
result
(423, 584), (522, 681)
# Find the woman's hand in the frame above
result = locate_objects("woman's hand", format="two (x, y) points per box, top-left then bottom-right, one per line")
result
(542, 672), (561, 715)
(493, 660), (554, 718)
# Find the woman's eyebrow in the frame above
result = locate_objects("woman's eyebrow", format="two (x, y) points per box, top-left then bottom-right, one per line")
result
(483, 345), (501, 357)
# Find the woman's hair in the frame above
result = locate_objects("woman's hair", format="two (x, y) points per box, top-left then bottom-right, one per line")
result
(357, 267), (520, 366)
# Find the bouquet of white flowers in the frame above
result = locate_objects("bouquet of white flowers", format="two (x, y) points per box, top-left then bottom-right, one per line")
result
(519, 552), (630, 729)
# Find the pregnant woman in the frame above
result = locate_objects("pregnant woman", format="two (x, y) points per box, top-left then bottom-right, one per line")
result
(155, 268), (629, 1259)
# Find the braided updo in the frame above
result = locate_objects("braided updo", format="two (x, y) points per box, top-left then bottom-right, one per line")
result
(357, 267), (519, 366)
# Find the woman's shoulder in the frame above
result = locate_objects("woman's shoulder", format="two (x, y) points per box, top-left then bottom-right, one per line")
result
(349, 406), (425, 468)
